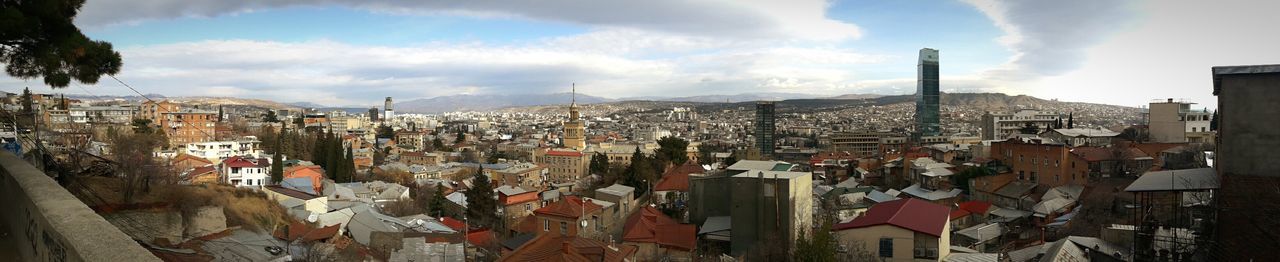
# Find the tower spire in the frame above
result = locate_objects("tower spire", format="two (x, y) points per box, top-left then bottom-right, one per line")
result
(572, 82), (576, 105)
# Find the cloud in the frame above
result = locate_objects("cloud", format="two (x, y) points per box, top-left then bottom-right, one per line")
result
(962, 0), (1138, 80)
(25, 34), (890, 106)
(77, 0), (861, 41)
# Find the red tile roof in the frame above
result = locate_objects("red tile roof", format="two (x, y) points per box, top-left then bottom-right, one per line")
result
(832, 198), (950, 237)
(622, 207), (697, 251)
(264, 186), (322, 200)
(274, 220), (340, 242)
(222, 156), (258, 168)
(501, 191), (541, 206)
(172, 153), (212, 165)
(545, 150), (585, 157)
(441, 217), (466, 232)
(499, 235), (637, 262)
(534, 196), (602, 219)
(654, 162), (702, 192)
(958, 200), (992, 215)
(467, 229), (498, 247)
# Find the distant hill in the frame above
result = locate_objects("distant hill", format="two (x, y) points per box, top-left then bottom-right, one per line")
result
(395, 92), (613, 113)
(826, 93), (884, 100)
(285, 101), (327, 109)
(167, 97), (301, 110)
(66, 94), (166, 102)
(624, 92), (820, 103)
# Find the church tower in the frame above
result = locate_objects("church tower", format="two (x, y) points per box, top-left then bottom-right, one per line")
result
(563, 84), (587, 150)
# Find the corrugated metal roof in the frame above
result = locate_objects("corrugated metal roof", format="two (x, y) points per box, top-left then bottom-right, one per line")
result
(1124, 167), (1219, 192)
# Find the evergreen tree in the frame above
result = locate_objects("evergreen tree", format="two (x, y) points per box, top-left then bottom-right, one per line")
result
(1210, 110), (1219, 131)
(20, 87), (32, 115)
(325, 130), (341, 180)
(622, 147), (654, 195)
(312, 130), (328, 166)
(1, 0), (123, 88)
(1067, 112), (1075, 129)
(794, 220), (839, 262)
(455, 129), (466, 143)
(655, 136), (690, 168)
(343, 145), (355, 182)
(464, 167), (498, 228)
(271, 124), (284, 184)
(589, 152), (610, 176)
(429, 183), (449, 217)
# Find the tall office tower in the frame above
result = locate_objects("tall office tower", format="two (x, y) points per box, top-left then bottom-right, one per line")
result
(755, 101), (776, 157)
(383, 97), (394, 122)
(368, 107), (379, 122)
(915, 48), (941, 138)
(562, 84), (587, 150)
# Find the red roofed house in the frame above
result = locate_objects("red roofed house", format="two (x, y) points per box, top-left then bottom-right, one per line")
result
(220, 155), (270, 187)
(170, 153), (213, 173)
(654, 161), (704, 207)
(622, 206), (697, 260)
(283, 165), (325, 194)
(498, 186), (543, 236)
(532, 196), (605, 239)
(832, 198), (951, 261)
(949, 200), (993, 229)
(500, 196), (638, 262)
(184, 165), (219, 185)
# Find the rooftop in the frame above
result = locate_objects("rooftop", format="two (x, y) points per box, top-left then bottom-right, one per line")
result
(832, 198), (950, 237)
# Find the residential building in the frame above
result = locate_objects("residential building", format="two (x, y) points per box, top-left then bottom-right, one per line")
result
(728, 170), (813, 255)
(177, 137), (263, 160)
(497, 186), (542, 236)
(162, 109), (218, 145)
(825, 131), (901, 157)
(755, 101), (776, 156)
(915, 48), (941, 138)
(394, 130), (426, 150)
(170, 153), (213, 172)
(220, 156), (270, 187)
(1210, 64), (1280, 261)
(1039, 128), (1119, 147)
(594, 184), (637, 221)
(1152, 98), (1208, 143)
(981, 110), (1063, 140)
(990, 139), (1089, 188)
(283, 165), (325, 194)
(832, 198), (951, 262)
(586, 143), (654, 166)
(399, 151), (441, 166)
(538, 148), (589, 184)
(494, 162), (547, 191)
(622, 206), (697, 261)
(531, 196), (608, 240)
(263, 185), (328, 215)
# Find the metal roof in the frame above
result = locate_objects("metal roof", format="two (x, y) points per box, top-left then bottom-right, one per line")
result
(1124, 167), (1219, 192)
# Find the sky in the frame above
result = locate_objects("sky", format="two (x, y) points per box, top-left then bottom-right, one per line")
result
(4, 0), (1279, 109)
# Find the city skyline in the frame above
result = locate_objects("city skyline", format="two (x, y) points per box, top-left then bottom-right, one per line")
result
(5, 0), (1279, 109)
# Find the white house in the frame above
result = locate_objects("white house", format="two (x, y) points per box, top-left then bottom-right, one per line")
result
(180, 136), (264, 160)
(221, 155), (269, 187)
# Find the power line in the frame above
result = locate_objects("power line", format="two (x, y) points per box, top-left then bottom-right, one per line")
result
(106, 74), (220, 144)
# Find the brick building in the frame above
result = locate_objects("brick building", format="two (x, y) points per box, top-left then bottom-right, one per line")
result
(989, 138), (1089, 188)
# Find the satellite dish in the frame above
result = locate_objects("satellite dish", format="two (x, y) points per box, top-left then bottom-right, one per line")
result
(307, 213), (319, 223)
(580, 219), (588, 228)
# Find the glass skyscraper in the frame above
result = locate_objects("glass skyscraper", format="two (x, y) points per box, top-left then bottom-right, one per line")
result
(755, 101), (775, 156)
(915, 48), (941, 137)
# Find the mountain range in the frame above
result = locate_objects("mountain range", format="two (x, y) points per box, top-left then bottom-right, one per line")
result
(393, 92), (876, 113)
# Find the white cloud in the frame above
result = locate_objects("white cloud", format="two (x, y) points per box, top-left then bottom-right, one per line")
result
(19, 36), (891, 105)
(77, 0), (861, 41)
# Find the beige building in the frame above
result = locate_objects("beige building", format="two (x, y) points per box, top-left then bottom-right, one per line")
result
(832, 198), (951, 261)
(539, 148), (590, 184)
(562, 88), (587, 150)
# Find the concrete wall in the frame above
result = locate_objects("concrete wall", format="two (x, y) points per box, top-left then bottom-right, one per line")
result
(0, 151), (161, 261)
(1217, 73), (1280, 177)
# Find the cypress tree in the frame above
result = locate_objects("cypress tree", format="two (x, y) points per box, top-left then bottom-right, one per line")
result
(344, 145), (355, 182)
(1067, 112), (1074, 129)
(271, 124), (284, 184)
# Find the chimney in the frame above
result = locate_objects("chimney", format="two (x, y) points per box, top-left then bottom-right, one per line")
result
(1167, 98), (1173, 103)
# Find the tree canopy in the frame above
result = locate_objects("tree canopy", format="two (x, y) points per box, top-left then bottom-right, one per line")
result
(1, 0), (122, 88)
(655, 136), (690, 167)
(464, 167), (498, 229)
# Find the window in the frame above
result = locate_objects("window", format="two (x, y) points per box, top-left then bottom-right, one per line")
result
(593, 216), (601, 231)
(879, 238), (894, 258)
(1018, 171), (1025, 180)
(543, 219), (549, 231)
(560, 222), (568, 235)
(525, 203), (532, 211)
